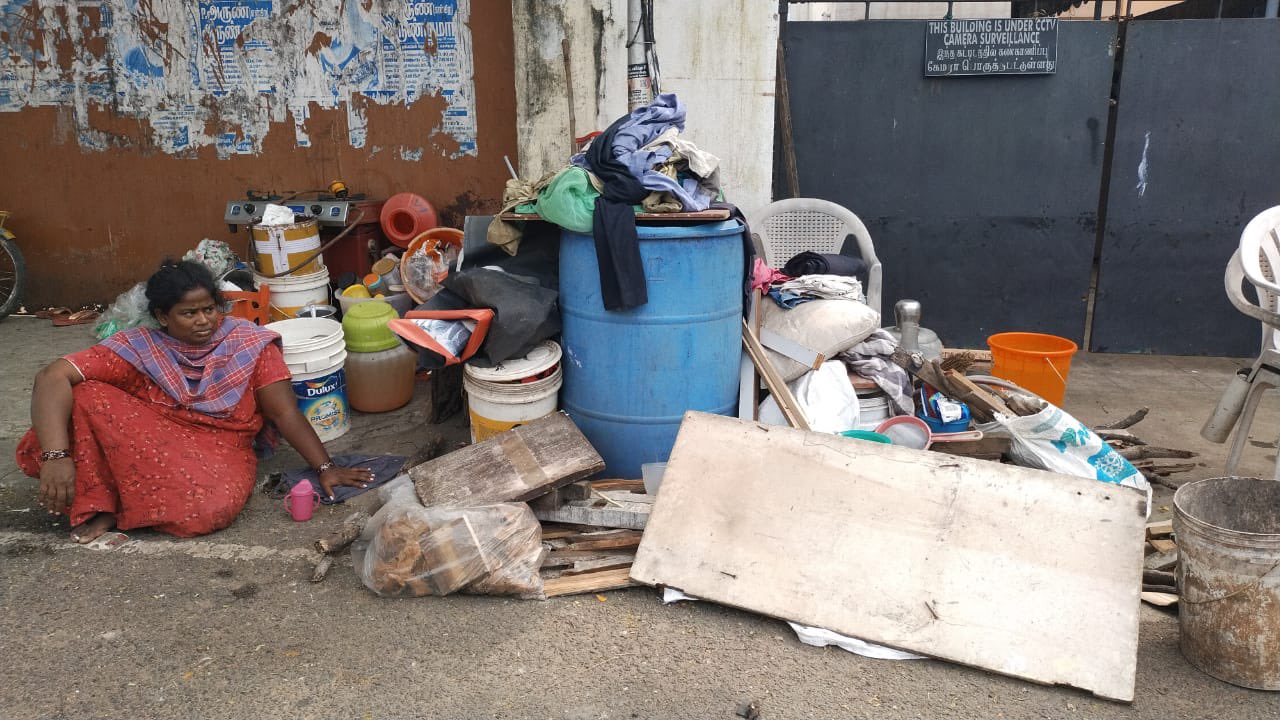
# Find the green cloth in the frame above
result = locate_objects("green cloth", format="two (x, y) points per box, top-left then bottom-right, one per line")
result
(531, 167), (598, 234)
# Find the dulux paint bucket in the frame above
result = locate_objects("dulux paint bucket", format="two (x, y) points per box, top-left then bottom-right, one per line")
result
(266, 318), (350, 442)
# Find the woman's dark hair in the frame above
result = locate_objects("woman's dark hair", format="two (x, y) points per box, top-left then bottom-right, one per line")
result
(146, 259), (224, 315)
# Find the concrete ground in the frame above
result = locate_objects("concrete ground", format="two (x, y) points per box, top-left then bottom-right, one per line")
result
(1, 317), (1278, 720)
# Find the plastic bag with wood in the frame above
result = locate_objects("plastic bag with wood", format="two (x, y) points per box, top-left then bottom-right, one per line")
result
(351, 496), (544, 599)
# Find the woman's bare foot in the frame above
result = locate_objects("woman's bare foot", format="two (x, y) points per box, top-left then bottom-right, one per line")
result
(70, 513), (116, 544)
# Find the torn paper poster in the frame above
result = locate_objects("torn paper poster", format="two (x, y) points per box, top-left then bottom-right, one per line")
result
(0, 0), (478, 158)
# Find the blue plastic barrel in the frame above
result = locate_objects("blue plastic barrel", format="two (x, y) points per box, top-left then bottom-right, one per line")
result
(560, 220), (744, 478)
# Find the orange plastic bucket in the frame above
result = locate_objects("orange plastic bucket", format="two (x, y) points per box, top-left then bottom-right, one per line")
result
(987, 332), (1078, 406)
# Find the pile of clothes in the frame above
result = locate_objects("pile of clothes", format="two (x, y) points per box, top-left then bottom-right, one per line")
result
(752, 250), (914, 431)
(489, 93), (723, 310)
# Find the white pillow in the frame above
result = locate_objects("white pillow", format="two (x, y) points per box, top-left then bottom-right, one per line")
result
(761, 299), (880, 382)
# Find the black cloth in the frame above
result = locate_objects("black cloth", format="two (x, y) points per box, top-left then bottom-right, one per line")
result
(782, 251), (867, 280)
(584, 114), (650, 310)
(270, 455), (407, 504)
(430, 268), (559, 367)
(710, 201), (758, 316)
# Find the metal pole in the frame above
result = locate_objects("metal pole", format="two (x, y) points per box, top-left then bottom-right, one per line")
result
(626, 0), (651, 110)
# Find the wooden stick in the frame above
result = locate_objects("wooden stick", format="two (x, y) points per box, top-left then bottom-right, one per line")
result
(1119, 446), (1198, 461)
(310, 555), (334, 583)
(1095, 429), (1147, 446)
(944, 370), (1014, 421)
(564, 530), (643, 552)
(542, 566), (638, 598)
(314, 511), (371, 555)
(742, 319), (811, 431)
(1097, 407), (1150, 430)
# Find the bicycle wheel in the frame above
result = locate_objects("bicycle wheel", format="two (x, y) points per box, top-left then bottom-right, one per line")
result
(0, 234), (26, 320)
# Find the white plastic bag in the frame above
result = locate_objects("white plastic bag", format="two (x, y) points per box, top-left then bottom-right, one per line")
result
(979, 404), (1151, 513)
(93, 282), (157, 339)
(759, 361), (860, 433)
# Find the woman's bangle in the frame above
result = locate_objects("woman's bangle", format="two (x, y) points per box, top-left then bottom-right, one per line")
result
(316, 461), (336, 474)
(41, 449), (72, 462)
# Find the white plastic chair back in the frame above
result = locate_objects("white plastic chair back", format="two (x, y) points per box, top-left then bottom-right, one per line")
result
(746, 198), (883, 319)
(1236, 206), (1280, 352)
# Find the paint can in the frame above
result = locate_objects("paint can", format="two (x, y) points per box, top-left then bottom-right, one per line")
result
(463, 341), (562, 442)
(251, 217), (325, 277)
(1175, 476), (1280, 690)
(267, 317), (350, 442)
(255, 266), (332, 322)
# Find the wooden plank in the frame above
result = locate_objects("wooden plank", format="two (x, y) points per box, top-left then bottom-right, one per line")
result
(742, 320), (811, 431)
(589, 479), (645, 492)
(563, 558), (635, 576)
(930, 436), (1012, 459)
(1145, 519), (1173, 538)
(564, 530), (643, 552)
(1140, 591), (1179, 607)
(1143, 549), (1178, 571)
(540, 550), (635, 569)
(630, 412), (1147, 702)
(1148, 538), (1177, 554)
(944, 370), (1014, 420)
(410, 412), (604, 508)
(542, 567), (640, 598)
(533, 501), (650, 530)
(500, 208), (731, 223)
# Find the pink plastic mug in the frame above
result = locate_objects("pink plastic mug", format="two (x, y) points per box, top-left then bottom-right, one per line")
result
(283, 479), (321, 522)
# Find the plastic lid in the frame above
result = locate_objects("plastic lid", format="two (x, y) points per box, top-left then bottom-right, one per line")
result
(465, 341), (562, 382)
(341, 301), (402, 353)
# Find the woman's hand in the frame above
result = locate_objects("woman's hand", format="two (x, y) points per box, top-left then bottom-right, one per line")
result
(317, 466), (375, 501)
(38, 458), (76, 514)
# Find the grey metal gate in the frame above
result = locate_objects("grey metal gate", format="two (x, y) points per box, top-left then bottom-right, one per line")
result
(782, 20), (1119, 349)
(1090, 19), (1280, 355)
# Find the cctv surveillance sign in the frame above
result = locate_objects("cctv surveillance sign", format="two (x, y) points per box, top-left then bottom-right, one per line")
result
(925, 18), (1058, 77)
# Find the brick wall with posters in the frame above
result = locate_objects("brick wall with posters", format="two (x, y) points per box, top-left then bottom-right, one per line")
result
(0, 0), (517, 306)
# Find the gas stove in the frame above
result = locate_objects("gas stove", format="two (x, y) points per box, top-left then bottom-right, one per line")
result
(223, 191), (383, 229)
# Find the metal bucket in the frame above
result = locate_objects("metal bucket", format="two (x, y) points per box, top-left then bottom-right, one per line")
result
(1174, 476), (1280, 689)
(251, 218), (324, 277)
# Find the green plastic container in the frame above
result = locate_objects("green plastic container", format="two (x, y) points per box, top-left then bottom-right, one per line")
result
(341, 301), (401, 353)
(839, 429), (892, 444)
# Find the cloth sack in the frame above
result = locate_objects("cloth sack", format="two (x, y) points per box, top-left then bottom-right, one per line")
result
(761, 299), (880, 382)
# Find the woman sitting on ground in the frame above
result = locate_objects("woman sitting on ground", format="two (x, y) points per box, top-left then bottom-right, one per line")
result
(17, 260), (372, 543)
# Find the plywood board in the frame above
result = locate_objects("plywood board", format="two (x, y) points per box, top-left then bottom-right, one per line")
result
(631, 412), (1147, 702)
(411, 412), (604, 508)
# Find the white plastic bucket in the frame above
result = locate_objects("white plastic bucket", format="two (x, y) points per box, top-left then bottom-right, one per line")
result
(256, 266), (331, 322)
(463, 365), (562, 442)
(266, 317), (350, 442)
(855, 391), (892, 430)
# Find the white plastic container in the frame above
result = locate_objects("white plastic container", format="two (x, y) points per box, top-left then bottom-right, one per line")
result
(463, 341), (563, 442)
(642, 462), (667, 495)
(266, 317), (350, 442)
(256, 266), (331, 322)
(855, 389), (892, 430)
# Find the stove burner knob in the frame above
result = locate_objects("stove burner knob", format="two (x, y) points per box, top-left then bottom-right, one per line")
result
(311, 204), (323, 216)
(243, 203), (256, 215)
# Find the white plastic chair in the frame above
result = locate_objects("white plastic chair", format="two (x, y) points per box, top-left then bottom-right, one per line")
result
(746, 198), (883, 319)
(1202, 206), (1280, 478)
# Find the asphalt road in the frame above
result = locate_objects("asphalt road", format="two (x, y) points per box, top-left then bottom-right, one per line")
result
(2, 319), (1277, 719)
